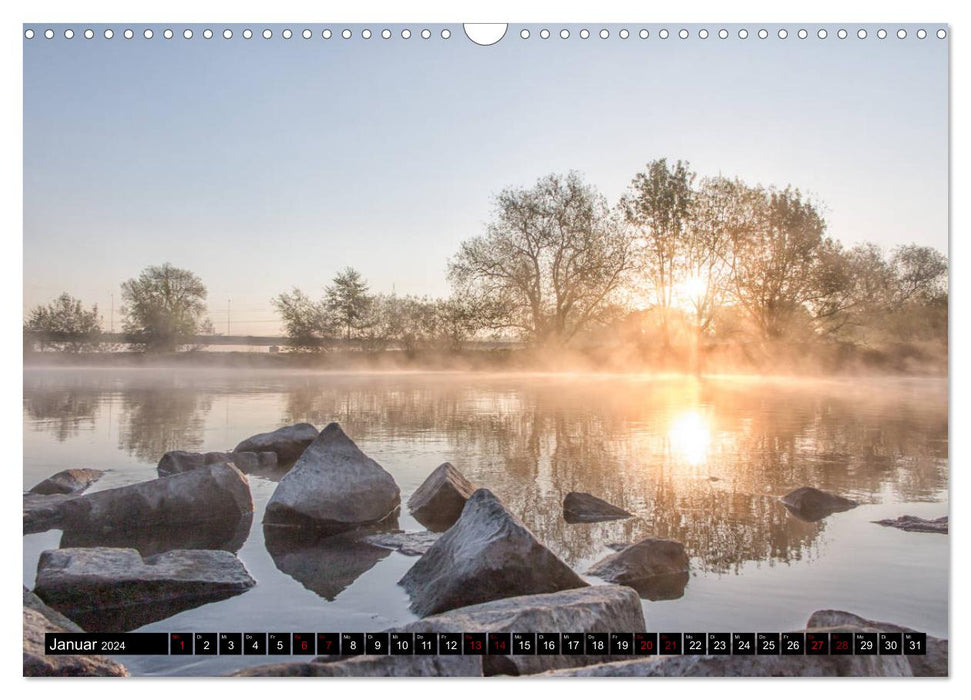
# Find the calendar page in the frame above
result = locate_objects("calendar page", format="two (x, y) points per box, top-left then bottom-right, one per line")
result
(22, 19), (948, 679)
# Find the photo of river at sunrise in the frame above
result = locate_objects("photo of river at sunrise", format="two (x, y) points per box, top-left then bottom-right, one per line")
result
(22, 369), (948, 676)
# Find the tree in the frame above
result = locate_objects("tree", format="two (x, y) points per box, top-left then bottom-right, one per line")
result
(449, 172), (636, 346)
(325, 267), (373, 341)
(272, 288), (330, 351)
(120, 263), (211, 351)
(888, 244), (947, 307)
(24, 292), (102, 352)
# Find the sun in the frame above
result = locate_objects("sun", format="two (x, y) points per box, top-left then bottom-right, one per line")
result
(672, 273), (709, 312)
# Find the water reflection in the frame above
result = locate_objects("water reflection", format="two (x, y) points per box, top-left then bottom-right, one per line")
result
(59, 513), (253, 557)
(24, 371), (947, 578)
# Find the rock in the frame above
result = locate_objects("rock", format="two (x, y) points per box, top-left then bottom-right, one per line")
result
(57, 463), (254, 534)
(24, 493), (75, 534)
(34, 547), (256, 632)
(60, 512), (253, 556)
(606, 541), (632, 552)
(158, 450), (277, 477)
(587, 538), (690, 600)
(780, 486), (858, 522)
(539, 653), (912, 677)
(363, 530), (440, 556)
(232, 655), (483, 677)
(562, 492), (632, 524)
(399, 488), (588, 617)
(23, 588), (128, 677)
(407, 462), (477, 531)
(264, 423), (400, 532)
(806, 610), (947, 677)
(264, 526), (392, 600)
(873, 515), (948, 534)
(391, 585), (645, 676)
(234, 422), (319, 463)
(29, 468), (104, 495)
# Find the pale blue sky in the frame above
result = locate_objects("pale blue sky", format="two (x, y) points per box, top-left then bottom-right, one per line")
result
(23, 24), (948, 334)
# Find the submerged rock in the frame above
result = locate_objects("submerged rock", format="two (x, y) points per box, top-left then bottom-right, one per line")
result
(806, 610), (947, 677)
(57, 463), (253, 534)
(264, 525), (393, 600)
(29, 468), (104, 496)
(363, 530), (440, 556)
(23, 588), (128, 677)
(232, 655), (483, 677)
(392, 585), (645, 676)
(407, 462), (477, 531)
(563, 492), (632, 524)
(873, 515), (948, 534)
(234, 422), (319, 464)
(34, 547), (256, 632)
(780, 486), (857, 522)
(399, 489), (588, 617)
(264, 423), (400, 533)
(587, 537), (689, 600)
(158, 450), (277, 477)
(538, 653), (912, 677)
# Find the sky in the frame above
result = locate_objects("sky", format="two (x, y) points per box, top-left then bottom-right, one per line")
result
(23, 23), (949, 335)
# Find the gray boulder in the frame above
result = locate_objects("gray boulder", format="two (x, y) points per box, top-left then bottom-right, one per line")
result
(539, 653), (912, 677)
(399, 488), (588, 617)
(363, 530), (440, 556)
(264, 423), (400, 532)
(29, 468), (104, 495)
(392, 585), (645, 676)
(587, 538), (690, 600)
(781, 486), (857, 521)
(407, 462), (477, 531)
(806, 610), (947, 677)
(234, 422), (319, 463)
(34, 547), (256, 632)
(24, 493), (75, 534)
(57, 463), (253, 534)
(873, 515), (948, 534)
(563, 492), (632, 523)
(158, 450), (277, 476)
(23, 588), (128, 677)
(59, 512), (252, 556)
(232, 654), (483, 677)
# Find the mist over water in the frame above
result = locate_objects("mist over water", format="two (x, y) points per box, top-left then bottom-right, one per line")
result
(22, 368), (948, 675)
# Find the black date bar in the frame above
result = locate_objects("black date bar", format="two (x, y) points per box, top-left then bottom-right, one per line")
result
(45, 633), (169, 655)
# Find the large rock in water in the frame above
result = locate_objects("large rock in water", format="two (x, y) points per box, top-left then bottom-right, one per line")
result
(158, 450), (277, 476)
(399, 488), (588, 616)
(587, 538), (689, 600)
(563, 492), (632, 523)
(780, 486), (857, 521)
(29, 468), (104, 495)
(407, 462), (477, 531)
(23, 587), (128, 677)
(234, 423), (319, 463)
(806, 610), (947, 677)
(57, 463), (253, 534)
(34, 548), (256, 632)
(873, 515), (948, 534)
(264, 423), (400, 532)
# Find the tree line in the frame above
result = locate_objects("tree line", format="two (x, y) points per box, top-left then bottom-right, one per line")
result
(24, 159), (947, 365)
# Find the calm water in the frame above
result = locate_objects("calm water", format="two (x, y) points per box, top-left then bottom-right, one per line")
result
(22, 368), (949, 676)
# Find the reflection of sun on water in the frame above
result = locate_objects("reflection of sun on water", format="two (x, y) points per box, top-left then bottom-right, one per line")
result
(667, 409), (712, 466)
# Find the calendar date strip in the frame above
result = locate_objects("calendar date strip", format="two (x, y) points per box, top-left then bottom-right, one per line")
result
(46, 631), (927, 657)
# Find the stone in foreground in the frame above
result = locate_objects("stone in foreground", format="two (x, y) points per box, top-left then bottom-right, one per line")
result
(539, 653), (911, 677)
(23, 588), (128, 677)
(873, 515), (948, 534)
(363, 530), (440, 556)
(24, 493), (75, 534)
(407, 462), (477, 531)
(563, 491), (632, 524)
(57, 463), (253, 534)
(234, 422), (319, 463)
(232, 655), (483, 677)
(399, 488), (588, 617)
(158, 450), (277, 476)
(806, 610), (947, 677)
(780, 486), (857, 522)
(34, 547), (256, 632)
(587, 537), (689, 600)
(264, 423), (400, 533)
(29, 468), (105, 496)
